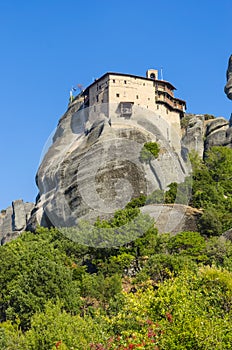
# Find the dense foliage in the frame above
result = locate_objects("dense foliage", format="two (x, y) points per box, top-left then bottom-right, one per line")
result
(138, 146), (232, 234)
(0, 225), (232, 349)
(190, 146), (232, 234)
(0, 145), (231, 349)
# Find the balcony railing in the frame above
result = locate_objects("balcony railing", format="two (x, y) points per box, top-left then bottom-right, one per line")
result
(156, 94), (185, 112)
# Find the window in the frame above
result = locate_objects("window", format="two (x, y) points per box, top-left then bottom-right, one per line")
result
(148, 98), (150, 101)
(120, 102), (133, 116)
(116, 93), (120, 97)
(136, 95), (139, 99)
(96, 95), (99, 102)
(157, 105), (159, 109)
(150, 73), (156, 79)
(124, 80), (127, 84)
(113, 79), (116, 83)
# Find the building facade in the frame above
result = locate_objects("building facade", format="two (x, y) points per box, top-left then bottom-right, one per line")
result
(71, 69), (186, 136)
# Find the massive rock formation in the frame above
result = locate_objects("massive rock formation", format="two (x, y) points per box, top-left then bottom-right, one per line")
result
(2, 57), (232, 243)
(1, 111), (230, 243)
(0, 200), (34, 245)
(30, 101), (190, 233)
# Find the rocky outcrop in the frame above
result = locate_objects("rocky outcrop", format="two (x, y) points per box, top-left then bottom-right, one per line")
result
(181, 114), (205, 158)
(31, 103), (190, 231)
(181, 115), (232, 156)
(0, 200), (34, 245)
(141, 204), (202, 234)
(223, 228), (232, 241)
(204, 117), (232, 151)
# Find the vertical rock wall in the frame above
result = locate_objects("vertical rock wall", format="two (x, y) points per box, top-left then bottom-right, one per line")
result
(0, 200), (34, 245)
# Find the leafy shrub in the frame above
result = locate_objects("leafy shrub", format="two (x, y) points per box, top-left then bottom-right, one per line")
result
(125, 195), (146, 209)
(164, 182), (177, 203)
(198, 207), (223, 236)
(139, 142), (160, 163)
(180, 114), (192, 128)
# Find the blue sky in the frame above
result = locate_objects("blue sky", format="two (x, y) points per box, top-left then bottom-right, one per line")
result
(0, 0), (231, 209)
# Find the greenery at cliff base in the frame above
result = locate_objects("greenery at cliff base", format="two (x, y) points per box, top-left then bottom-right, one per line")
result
(0, 225), (232, 349)
(0, 146), (231, 349)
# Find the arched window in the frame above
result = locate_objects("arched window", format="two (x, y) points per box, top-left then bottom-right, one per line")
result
(150, 73), (156, 80)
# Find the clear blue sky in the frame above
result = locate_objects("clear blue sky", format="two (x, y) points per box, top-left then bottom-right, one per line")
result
(0, 0), (231, 209)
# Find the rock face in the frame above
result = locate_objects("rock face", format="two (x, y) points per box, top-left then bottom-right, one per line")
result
(223, 228), (232, 241)
(31, 102), (190, 231)
(181, 115), (232, 156)
(225, 55), (232, 100)
(30, 100), (232, 235)
(141, 204), (202, 235)
(181, 114), (205, 158)
(204, 117), (232, 151)
(0, 200), (34, 245)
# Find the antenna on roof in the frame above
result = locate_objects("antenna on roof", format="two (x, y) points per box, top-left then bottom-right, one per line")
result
(160, 67), (164, 81)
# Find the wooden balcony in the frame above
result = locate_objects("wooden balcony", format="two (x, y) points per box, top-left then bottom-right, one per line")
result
(155, 91), (185, 113)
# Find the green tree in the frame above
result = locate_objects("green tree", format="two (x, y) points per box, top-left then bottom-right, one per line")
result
(0, 231), (81, 330)
(190, 147), (232, 232)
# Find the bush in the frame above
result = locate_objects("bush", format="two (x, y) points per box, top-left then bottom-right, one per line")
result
(125, 195), (146, 209)
(164, 182), (177, 203)
(139, 142), (160, 163)
(198, 207), (223, 236)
